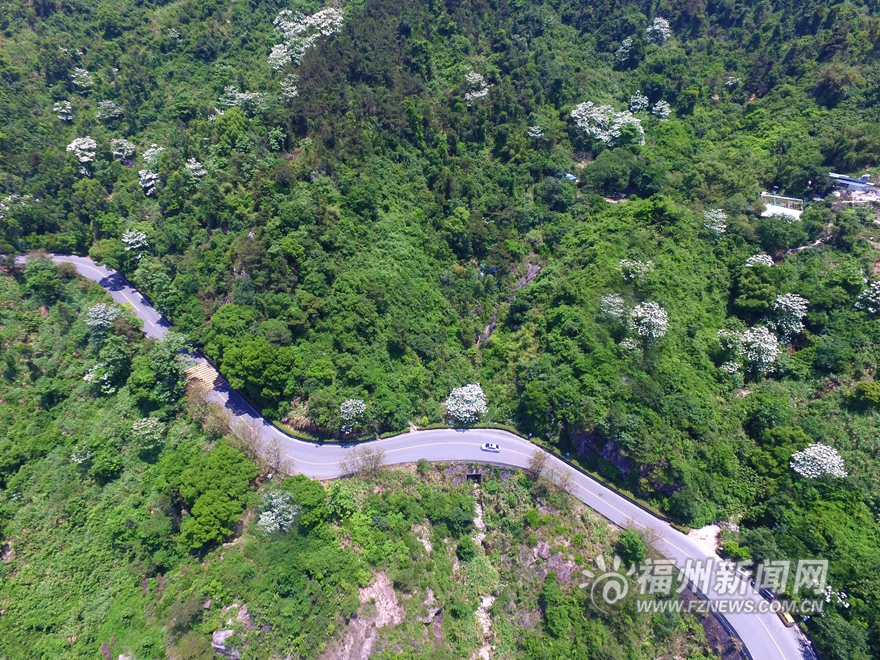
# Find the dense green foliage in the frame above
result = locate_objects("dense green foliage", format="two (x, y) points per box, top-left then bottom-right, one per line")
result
(0, 274), (710, 657)
(3, 0), (880, 655)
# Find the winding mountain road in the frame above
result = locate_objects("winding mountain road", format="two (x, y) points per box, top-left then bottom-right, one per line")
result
(25, 254), (815, 660)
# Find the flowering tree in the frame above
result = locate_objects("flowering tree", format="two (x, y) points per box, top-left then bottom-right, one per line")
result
(790, 443), (847, 479)
(96, 100), (122, 121)
(629, 91), (649, 112)
(741, 326), (781, 373)
(614, 37), (633, 63)
(83, 363), (117, 394)
(0, 194), (31, 221)
(527, 125), (544, 138)
(464, 70), (491, 104)
(446, 383), (488, 424)
(339, 398), (366, 433)
(218, 86), (266, 114)
(71, 67), (93, 89)
(703, 208), (727, 235)
(570, 102), (644, 146)
(110, 138), (135, 161)
(280, 74), (299, 102)
(142, 144), (164, 168)
(646, 17), (672, 45)
(131, 417), (166, 451)
(716, 329), (744, 374)
(629, 302), (669, 341)
(269, 7), (345, 70)
(139, 169), (159, 196)
(855, 281), (880, 315)
(600, 293), (626, 321)
(745, 254), (774, 268)
(86, 303), (121, 336)
(122, 229), (149, 257)
(257, 490), (300, 534)
(618, 258), (653, 282)
(66, 136), (97, 163)
(185, 158), (206, 178)
(651, 100), (671, 121)
(139, 144), (164, 196)
(71, 445), (94, 465)
(54, 101), (74, 121)
(772, 293), (809, 340)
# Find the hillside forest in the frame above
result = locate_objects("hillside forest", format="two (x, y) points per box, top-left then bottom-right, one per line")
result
(1, 0), (880, 657)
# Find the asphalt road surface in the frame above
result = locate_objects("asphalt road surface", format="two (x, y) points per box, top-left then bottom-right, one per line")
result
(21, 253), (816, 660)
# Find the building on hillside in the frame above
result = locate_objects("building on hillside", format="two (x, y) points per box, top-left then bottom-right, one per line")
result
(829, 172), (878, 194)
(760, 192), (803, 220)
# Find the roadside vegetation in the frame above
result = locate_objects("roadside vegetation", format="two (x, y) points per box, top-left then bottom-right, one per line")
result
(0, 275), (714, 658)
(1, 0), (880, 655)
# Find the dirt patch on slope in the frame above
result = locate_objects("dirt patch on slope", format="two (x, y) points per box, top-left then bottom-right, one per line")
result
(319, 571), (404, 660)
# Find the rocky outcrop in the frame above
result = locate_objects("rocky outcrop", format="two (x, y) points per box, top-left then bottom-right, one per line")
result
(211, 630), (241, 659)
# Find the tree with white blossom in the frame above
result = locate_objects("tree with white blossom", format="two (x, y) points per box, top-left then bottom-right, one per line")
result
(464, 70), (491, 104)
(646, 17), (672, 45)
(600, 293), (626, 321)
(139, 169), (159, 196)
(855, 281), (880, 315)
(131, 417), (166, 451)
(269, 7), (345, 70)
(527, 125), (544, 139)
(83, 362), (117, 394)
(280, 74), (299, 103)
(629, 302), (669, 342)
(67, 136), (98, 175)
(629, 91), (649, 112)
(745, 254), (774, 268)
(718, 326), (782, 375)
(615, 37), (633, 63)
(571, 102), (644, 146)
(340, 398), (366, 433)
(703, 208), (727, 236)
(218, 86), (266, 114)
(122, 229), (149, 258)
(71, 67), (93, 89)
(142, 144), (164, 168)
(110, 138), (135, 162)
(86, 303), (121, 338)
(822, 584), (851, 609)
(185, 158), (206, 178)
(96, 100), (123, 121)
(772, 293), (809, 340)
(0, 194), (31, 221)
(139, 144), (164, 196)
(651, 100), (671, 121)
(446, 383), (488, 424)
(54, 100), (74, 121)
(66, 136), (97, 163)
(619, 258), (653, 282)
(741, 326), (781, 373)
(257, 490), (300, 534)
(790, 443), (847, 479)
(71, 445), (94, 465)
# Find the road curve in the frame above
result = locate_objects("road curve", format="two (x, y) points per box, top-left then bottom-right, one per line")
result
(23, 254), (814, 660)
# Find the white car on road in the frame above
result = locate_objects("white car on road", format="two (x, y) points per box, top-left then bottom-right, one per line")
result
(481, 442), (501, 452)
